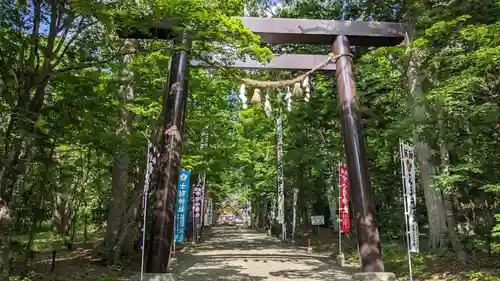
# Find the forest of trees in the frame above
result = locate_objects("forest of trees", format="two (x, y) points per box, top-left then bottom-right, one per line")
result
(0, 0), (499, 280)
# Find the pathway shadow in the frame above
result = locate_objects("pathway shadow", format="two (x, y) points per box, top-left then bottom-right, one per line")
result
(196, 227), (303, 252)
(173, 250), (356, 280)
(172, 226), (356, 281)
(269, 263), (355, 280)
(176, 252), (329, 264)
(175, 264), (266, 281)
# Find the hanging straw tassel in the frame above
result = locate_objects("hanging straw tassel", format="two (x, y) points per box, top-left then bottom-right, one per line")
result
(292, 82), (303, 97)
(251, 88), (262, 104)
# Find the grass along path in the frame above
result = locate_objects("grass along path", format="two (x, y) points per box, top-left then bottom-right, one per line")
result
(290, 226), (500, 281)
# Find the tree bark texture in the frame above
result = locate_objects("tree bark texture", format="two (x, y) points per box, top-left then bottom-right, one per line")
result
(404, 31), (447, 250)
(0, 200), (12, 278)
(104, 39), (136, 264)
(438, 116), (468, 264)
(326, 166), (339, 231)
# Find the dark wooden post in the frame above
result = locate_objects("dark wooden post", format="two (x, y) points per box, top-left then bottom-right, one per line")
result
(332, 35), (384, 272)
(146, 32), (191, 273)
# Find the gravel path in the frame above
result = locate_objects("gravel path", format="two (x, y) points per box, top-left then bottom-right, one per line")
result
(171, 226), (356, 280)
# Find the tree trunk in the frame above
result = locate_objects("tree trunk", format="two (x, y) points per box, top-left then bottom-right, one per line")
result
(0, 199), (12, 278)
(112, 202), (141, 264)
(0, 143), (21, 196)
(83, 150), (91, 243)
(104, 144), (130, 259)
(0, 122), (38, 278)
(83, 214), (88, 242)
(121, 178), (144, 255)
(266, 202), (272, 236)
(0, 199), (13, 278)
(326, 166), (339, 232)
(104, 40), (136, 264)
(70, 207), (78, 244)
(51, 180), (76, 251)
(405, 31), (447, 250)
(254, 205), (260, 228)
(20, 215), (38, 277)
(438, 116), (468, 264)
(441, 181), (468, 264)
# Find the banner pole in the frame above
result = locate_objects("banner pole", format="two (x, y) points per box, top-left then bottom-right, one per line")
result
(192, 190), (196, 243)
(140, 192), (148, 280)
(400, 140), (413, 281)
(140, 141), (153, 281)
(292, 189), (297, 242)
(173, 239), (176, 258)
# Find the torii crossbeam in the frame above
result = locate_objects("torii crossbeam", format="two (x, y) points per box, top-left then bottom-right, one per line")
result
(118, 16), (406, 278)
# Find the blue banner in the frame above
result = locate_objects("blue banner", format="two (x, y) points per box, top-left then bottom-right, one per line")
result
(174, 169), (191, 243)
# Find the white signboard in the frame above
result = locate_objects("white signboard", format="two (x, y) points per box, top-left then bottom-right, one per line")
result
(400, 140), (419, 253)
(311, 215), (325, 226)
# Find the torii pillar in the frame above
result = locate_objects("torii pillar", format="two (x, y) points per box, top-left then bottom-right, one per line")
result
(333, 35), (385, 274)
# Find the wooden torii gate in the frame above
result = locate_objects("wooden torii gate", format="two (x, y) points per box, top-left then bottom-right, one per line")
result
(119, 16), (406, 278)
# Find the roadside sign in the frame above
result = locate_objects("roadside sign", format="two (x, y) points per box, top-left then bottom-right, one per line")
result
(311, 215), (325, 226)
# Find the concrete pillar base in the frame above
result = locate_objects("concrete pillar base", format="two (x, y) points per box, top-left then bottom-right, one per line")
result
(352, 272), (396, 281)
(169, 257), (177, 269)
(306, 247), (313, 253)
(134, 273), (177, 281)
(336, 253), (345, 267)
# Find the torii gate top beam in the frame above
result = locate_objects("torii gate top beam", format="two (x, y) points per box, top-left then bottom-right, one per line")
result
(238, 17), (405, 46)
(118, 17), (406, 47)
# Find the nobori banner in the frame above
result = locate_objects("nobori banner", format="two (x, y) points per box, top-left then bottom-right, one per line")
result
(174, 169), (191, 243)
(339, 163), (350, 233)
(400, 140), (419, 253)
(192, 182), (204, 229)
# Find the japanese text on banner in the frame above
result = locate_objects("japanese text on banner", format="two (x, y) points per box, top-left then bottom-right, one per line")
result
(174, 170), (191, 243)
(339, 163), (350, 233)
(276, 109), (285, 224)
(192, 183), (204, 229)
(400, 140), (419, 253)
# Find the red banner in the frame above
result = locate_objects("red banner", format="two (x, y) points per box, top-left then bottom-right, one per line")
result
(339, 163), (350, 233)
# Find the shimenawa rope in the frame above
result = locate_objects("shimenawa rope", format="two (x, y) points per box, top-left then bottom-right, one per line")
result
(237, 52), (352, 89)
